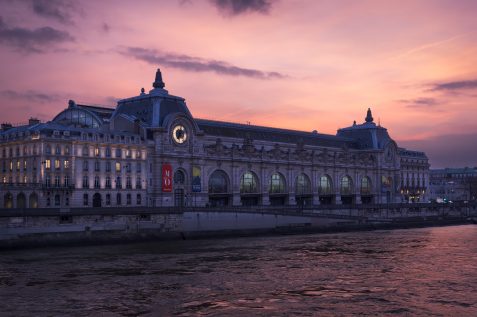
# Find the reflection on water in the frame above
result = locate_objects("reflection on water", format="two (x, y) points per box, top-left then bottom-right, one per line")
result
(1, 225), (477, 316)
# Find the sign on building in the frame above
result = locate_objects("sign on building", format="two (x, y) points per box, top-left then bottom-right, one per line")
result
(162, 164), (172, 192)
(192, 166), (201, 192)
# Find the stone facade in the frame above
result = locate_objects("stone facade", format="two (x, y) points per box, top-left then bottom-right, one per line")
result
(1, 69), (430, 209)
(428, 167), (477, 202)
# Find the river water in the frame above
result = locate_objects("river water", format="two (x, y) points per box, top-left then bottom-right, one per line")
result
(1, 225), (476, 316)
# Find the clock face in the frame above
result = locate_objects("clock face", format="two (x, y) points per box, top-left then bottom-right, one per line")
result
(172, 125), (187, 144)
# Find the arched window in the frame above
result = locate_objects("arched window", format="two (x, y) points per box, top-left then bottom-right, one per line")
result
(361, 176), (372, 195)
(270, 173), (286, 194)
(240, 172), (258, 193)
(208, 170), (229, 193)
(319, 175), (333, 195)
(16, 192), (26, 208)
(340, 176), (353, 195)
(295, 173), (311, 195)
(136, 194), (142, 205)
(174, 170), (185, 185)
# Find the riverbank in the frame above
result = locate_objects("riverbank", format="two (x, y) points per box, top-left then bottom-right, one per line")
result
(1, 213), (474, 250)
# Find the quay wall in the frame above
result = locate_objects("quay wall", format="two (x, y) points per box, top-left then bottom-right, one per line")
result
(0, 203), (476, 249)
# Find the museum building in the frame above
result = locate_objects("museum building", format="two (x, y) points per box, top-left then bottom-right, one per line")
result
(0, 69), (429, 209)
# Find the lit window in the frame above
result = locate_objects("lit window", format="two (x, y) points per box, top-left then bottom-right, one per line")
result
(23, 160), (27, 170)
(55, 159), (60, 169)
(45, 159), (51, 169)
(23, 176), (27, 183)
(95, 147), (100, 157)
(115, 162), (121, 172)
(16, 160), (20, 170)
(64, 160), (70, 169)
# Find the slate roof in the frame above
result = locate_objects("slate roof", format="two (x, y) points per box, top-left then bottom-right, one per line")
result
(195, 118), (358, 148)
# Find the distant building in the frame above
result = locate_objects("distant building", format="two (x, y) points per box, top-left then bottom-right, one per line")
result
(429, 167), (477, 202)
(0, 69), (430, 209)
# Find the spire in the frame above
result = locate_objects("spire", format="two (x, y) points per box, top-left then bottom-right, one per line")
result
(152, 68), (165, 89)
(365, 107), (374, 123)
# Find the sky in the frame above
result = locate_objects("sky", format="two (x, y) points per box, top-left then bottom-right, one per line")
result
(0, 0), (476, 168)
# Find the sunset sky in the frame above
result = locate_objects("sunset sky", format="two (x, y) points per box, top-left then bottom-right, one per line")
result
(0, 0), (476, 168)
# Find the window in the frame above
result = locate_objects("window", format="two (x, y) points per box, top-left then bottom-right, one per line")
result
(55, 194), (60, 206)
(136, 177), (142, 189)
(340, 176), (353, 195)
(105, 147), (111, 157)
(136, 194), (141, 205)
(45, 159), (51, 169)
(319, 175), (333, 195)
(94, 176), (100, 189)
(82, 176), (89, 188)
(208, 170), (228, 193)
(15, 147), (20, 156)
(83, 160), (89, 171)
(55, 175), (60, 187)
(94, 147), (100, 157)
(115, 148), (121, 158)
(136, 162), (141, 173)
(94, 161), (100, 172)
(126, 193), (131, 205)
(64, 176), (70, 187)
(23, 160), (27, 170)
(83, 193), (88, 206)
(55, 159), (60, 169)
(295, 174), (311, 195)
(55, 146), (61, 155)
(106, 194), (111, 206)
(116, 176), (122, 189)
(115, 162), (121, 172)
(136, 151), (141, 159)
(9, 161), (12, 171)
(126, 163), (131, 173)
(45, 175), (51, 187)
(105, 177), (111, 188)
(361, 177), (372, 195)
(16, 160), (20, 171)
(240, 172), (258, 193)
(45, 145), (51, 154)
(269, 173), (286, 194)
(126, 177), (132, 189)
(82, 145), (89, 156)
(46, 197), (51, 206)
(65, 196), (69, 206)
(116, 193), (121, 205)
(174, 170), (185, 185)
(64, 160), (70, 169)
(126, 149), (131, 158)
(105, 161), (111, 172)
(23, 176), (27, 183)
(65, 146), (70, 155)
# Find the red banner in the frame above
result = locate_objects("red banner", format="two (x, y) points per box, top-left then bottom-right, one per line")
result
(162, 164), (172, 192)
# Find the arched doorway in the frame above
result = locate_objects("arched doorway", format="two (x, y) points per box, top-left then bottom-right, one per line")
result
(93, 193), (102, 207)
(240, 171), (260, 206)
(4, 192), (13, 208)
(208, 170), (230, 207)
(17, 192), (26, 209)
(29, 192), (39, 208)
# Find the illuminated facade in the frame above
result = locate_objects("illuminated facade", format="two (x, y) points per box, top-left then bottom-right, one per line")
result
(0, 69), (429, 208)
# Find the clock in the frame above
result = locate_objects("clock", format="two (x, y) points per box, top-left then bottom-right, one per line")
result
(172, 124), (187, 144)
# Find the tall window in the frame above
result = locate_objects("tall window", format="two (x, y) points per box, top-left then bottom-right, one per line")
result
(82, 176), (89, 188)
(115, 148), (121, 158)
(319, 175), (333, 195)
(83, 193), (88, 206)
(295, 174), (311, 195)
(82, 145), (89, 156)
(94, 161), (100, 172)
(83, 160), (89, 171)
(94, 176), (100, 189)
(136, 194), (141, 205)
(55, 159), (60, 169)
(361, 177), (372, 195)
(64, 176), (70, 187)
(115, 162), (121, 172)
(106, 194), (111, 206)
(105, 161), (111, 172)
(105, 177), (111, 189)
(240, 172), (258, 193)
(64, 160), (70, 169)
(55, 175), (61, 187)
(126, 177), (132, 189)
(94, 147), (100, 157)
(105, 147), (111, 157)
(55, 146), (61, 155)
(116, 176), (122, 189)
(270, 173), (285, 194)
(45, 145), (51, 154)
(126, 193), (131, 205)
(136, 177), (142, 189)
(45, 159), (51, 169)
(340, 176), (353, 195)
(116, 193), (121, 205)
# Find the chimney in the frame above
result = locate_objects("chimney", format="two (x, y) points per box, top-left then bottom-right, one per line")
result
(1, 123), (13, 131)
(29, 117), (40, 126)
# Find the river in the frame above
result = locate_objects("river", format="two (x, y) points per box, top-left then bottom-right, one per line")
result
(1, 225), (476, 316)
